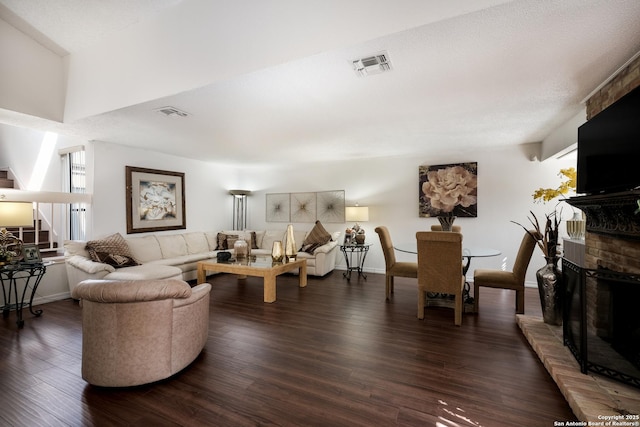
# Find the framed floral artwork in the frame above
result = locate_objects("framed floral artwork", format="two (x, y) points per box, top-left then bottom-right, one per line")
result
(419, 162), (477, 218)
(126, 166), (186, 234)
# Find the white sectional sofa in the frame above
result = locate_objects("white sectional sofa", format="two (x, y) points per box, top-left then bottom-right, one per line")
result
(64, 228), (340, 295)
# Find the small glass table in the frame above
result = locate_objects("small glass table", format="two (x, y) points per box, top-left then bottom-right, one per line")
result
(394, 244), (501, 304)
(0, 262), (48, 328)
(339, 243), (372, 281)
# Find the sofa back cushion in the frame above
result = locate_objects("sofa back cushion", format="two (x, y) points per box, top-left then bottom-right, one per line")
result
(184, 232), (209, 254)
(260, 230), (285, 251)
(125, 235), (162, 263)
(157, 234), (188, 259)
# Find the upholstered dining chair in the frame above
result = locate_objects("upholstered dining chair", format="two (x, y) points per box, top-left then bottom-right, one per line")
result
(416, 231), (465, 325)
(473, 230), (540, 314)
(375, 226), (418, 300)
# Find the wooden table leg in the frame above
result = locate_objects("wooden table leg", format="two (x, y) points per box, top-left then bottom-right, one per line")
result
(299, 262), (307, 288)
(264, 274), (276, 303)
(197, 264), (206, 284)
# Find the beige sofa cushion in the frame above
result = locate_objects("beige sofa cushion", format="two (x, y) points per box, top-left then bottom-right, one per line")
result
(126, 235), (162, 263)
(184, 232), (209, 254)
(104, 264), (183, 281)
(157, 234), (188, 258)
(260, 230), (285, 252)
(204, 232), (218, 251)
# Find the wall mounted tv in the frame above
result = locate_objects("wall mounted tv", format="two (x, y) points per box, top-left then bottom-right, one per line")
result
(577, 84), (640, 195)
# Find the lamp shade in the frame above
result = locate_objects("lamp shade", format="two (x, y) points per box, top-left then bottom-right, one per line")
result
(0, 202), (33, 227)
(345, 206), (369, 222)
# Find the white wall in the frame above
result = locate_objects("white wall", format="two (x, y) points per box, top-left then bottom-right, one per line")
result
(0, 18), (65, 121)
(90, 141), (241, 237)
(3, 131), (576, 302)
(242, 144), (576, 286)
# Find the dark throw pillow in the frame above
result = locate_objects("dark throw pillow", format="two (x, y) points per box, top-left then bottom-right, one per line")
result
(86, 233), (139, 268)
(301, 220), (332, 254)
(216, 233), (239, 250)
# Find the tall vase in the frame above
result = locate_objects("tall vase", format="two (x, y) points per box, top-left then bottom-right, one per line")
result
(536, 256), (562, 326)
(437, 215), (456, 231)
(284, 224), (297, 262)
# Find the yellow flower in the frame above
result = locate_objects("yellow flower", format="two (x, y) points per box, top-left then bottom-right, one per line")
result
(533, 167), (576, 202)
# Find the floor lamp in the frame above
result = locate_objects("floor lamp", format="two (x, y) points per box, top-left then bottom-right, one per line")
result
(229, 190), (251, 231)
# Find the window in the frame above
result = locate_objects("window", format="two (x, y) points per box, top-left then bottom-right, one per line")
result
(62, 148), (86, 240)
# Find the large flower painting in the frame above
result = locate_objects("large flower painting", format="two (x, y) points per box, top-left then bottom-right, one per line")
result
(419, 162), (478, 218)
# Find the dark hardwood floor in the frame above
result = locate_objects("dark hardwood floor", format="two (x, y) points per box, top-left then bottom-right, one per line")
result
(0, 271), (576, 426)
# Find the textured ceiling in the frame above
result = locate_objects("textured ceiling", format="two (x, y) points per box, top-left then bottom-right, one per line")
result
(1, 0), (640, 166)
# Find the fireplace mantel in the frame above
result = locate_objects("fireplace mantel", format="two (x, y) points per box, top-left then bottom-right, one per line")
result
(566, 190), (640, 240)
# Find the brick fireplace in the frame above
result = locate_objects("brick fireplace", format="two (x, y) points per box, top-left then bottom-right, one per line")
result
(564, 192), (640, 387)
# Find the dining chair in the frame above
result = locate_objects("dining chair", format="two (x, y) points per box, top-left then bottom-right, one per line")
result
(473, 230), (540, 314)
(430, 225), (462, 233)
(416, 231), (464, 325)
(374, 226), (418, 300)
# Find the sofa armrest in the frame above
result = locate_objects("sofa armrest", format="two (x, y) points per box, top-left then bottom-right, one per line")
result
(312, 240), (338, 254)
(67, 255), (116, 274)
(174, 283), (211, 308)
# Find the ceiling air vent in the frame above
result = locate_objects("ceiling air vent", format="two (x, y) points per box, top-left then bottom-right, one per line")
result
(154, 106), (190, 118)
(352, 51), (392, 77)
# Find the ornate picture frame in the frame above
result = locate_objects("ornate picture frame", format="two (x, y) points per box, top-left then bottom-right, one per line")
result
(126, 166), (186, 234)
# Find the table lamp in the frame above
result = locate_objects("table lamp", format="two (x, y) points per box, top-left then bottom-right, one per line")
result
(346, 205), (369, 244)
(0, 202), (34, 263)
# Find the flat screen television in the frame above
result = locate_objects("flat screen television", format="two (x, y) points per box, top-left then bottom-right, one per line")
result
(577, 84), (640, 195)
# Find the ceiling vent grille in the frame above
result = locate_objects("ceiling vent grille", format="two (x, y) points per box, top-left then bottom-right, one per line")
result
(154, 106), (190, 118)
(352, 51), (392, 77)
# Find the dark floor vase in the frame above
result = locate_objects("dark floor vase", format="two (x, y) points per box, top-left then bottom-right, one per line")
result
(536, 257), (562, 325)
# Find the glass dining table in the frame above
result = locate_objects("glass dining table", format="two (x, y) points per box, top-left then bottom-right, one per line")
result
(394, 243), (501, 304)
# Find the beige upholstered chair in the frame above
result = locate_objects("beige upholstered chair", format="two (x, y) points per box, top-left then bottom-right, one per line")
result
(375, 226), (418, 300)
(430, 224), (462, 233)
(473, 230), (539, 314)
(71, 279), (211, 387)
(416, 231), (465, 325)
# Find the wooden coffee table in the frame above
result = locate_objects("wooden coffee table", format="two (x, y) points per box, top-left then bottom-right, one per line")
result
(197, 256), (307, 303)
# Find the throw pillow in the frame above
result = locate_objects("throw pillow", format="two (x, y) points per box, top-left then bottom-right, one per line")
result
(301, 220), (332, 254)
(216, 233), (239, 250)
(249, 231), (258, 249)
(86, 233), (139, 268)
